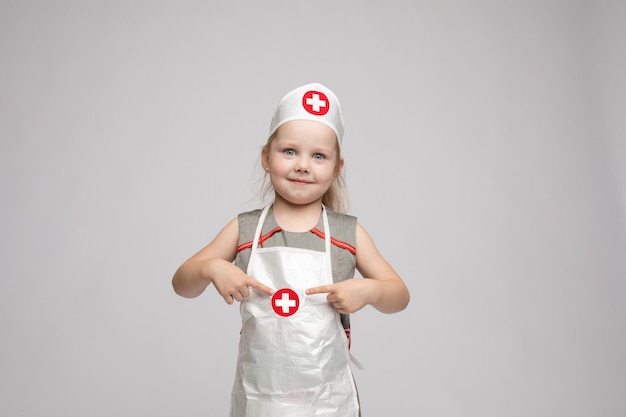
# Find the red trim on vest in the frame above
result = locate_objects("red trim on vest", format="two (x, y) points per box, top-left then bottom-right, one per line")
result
(237, 226), (356, 256)
(237, 226), (283, 252)
(310, 228), (357, 255)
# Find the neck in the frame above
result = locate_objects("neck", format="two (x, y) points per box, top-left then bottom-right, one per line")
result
(272, 196), (323, 232)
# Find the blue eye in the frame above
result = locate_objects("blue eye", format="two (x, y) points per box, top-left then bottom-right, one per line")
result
(313, 153), (325, 160)
(284, 149), (296, 156)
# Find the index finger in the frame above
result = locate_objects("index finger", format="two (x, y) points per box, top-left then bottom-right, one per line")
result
(249, 280), (275, 296)
(306, 284), (335, 295)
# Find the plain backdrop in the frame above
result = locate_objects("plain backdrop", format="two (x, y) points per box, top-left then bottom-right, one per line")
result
(1, 1), (625, 416)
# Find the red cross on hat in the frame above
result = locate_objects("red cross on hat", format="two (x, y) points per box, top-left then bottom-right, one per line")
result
(302, 90), (330, 116)
(271, 288), (300, 317)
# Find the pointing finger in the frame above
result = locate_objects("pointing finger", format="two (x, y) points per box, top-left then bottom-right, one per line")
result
(306, 284), (335, 295)
(249, 280), (274, 296)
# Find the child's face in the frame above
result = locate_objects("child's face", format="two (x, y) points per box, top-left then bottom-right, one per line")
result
(264, 120), (342, 206)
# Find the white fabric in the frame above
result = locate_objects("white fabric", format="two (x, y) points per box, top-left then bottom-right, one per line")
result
(268, 83), (345, 145)
(230, 206), (359, 417)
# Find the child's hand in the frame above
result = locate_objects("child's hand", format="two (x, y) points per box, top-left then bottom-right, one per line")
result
(209, 260), (274, 305)
(306, 279), (375, 314)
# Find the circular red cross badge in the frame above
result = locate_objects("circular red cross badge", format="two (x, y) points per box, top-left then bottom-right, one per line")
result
(302, 90), (330, 116)
(271, 288), (300, 317)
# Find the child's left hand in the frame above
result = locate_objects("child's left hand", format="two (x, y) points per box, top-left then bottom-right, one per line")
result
(306, 279), (376, 314)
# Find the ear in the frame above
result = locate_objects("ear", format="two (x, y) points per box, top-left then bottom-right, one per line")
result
(261, 146), (270, 171)
(334, 157), (345, 178)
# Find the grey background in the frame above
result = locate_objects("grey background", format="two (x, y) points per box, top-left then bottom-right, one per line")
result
(1, 1), (625, 416)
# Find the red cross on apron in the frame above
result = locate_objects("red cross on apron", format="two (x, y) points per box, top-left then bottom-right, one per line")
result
(272, 288), (300, 317)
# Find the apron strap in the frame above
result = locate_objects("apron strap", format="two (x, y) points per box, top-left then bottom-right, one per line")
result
(321, 205), (331, 255)
(249, 205), (271, 260)
(248, 205), (333, 277)
(250, 205), (331, 255)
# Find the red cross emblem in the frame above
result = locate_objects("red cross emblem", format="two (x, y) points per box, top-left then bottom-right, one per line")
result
(302, 90), (330, 116)
(271, 288), (300, 317)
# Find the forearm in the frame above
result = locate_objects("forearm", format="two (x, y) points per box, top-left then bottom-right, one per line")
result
(172, 259), (215, 298)
(173, 217), (242, 298)
(367, 278), (410, 314)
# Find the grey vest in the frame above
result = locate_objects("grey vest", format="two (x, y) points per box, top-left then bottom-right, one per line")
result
(234, 206), (357, 333)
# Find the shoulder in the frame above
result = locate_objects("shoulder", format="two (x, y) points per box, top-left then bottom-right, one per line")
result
(238, 207), (264, 219)
(325, 208), (357, 228)
(237, 209), (263, 229)
(325, 208), (357, 248)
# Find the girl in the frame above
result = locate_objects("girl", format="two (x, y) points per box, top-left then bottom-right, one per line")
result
(172, 83), (410, 417)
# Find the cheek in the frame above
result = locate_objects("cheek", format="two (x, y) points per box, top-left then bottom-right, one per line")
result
(269, 158), (290, 174)
(321, 166), (337, 181)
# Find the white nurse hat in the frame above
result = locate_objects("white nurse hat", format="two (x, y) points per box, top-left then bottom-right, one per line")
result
(268, 83), (345, 145)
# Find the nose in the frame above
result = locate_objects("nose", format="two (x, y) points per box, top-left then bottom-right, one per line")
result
(295, 156), (310, 173)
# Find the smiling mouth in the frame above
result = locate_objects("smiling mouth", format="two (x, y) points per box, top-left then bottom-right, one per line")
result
(289, 179), (312, 184)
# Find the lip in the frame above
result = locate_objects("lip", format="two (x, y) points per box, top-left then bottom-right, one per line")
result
(288, 178), (312, 184)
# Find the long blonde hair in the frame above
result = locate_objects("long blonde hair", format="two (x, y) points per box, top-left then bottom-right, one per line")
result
(258, 132), (350, 214)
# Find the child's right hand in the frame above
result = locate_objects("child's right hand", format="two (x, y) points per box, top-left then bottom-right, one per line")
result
(172, 217), (275, 303)
(208, 259), (274, 305)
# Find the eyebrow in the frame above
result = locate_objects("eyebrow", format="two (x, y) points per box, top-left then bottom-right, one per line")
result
(274, 139), (334, 153)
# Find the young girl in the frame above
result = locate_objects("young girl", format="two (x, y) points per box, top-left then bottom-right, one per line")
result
(172, 83), (410, 417)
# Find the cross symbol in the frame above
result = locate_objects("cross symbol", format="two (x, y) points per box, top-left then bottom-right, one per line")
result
(275, 292), (296, 314)
(306, 93), (327, 112)
(271, 288), (300, 317)
(302, 90), (330, 116)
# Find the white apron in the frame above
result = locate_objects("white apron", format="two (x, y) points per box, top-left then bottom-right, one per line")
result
(229, 205), (360, 417)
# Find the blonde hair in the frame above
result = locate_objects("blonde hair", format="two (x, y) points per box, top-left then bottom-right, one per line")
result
(258, 132), (350, 214)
